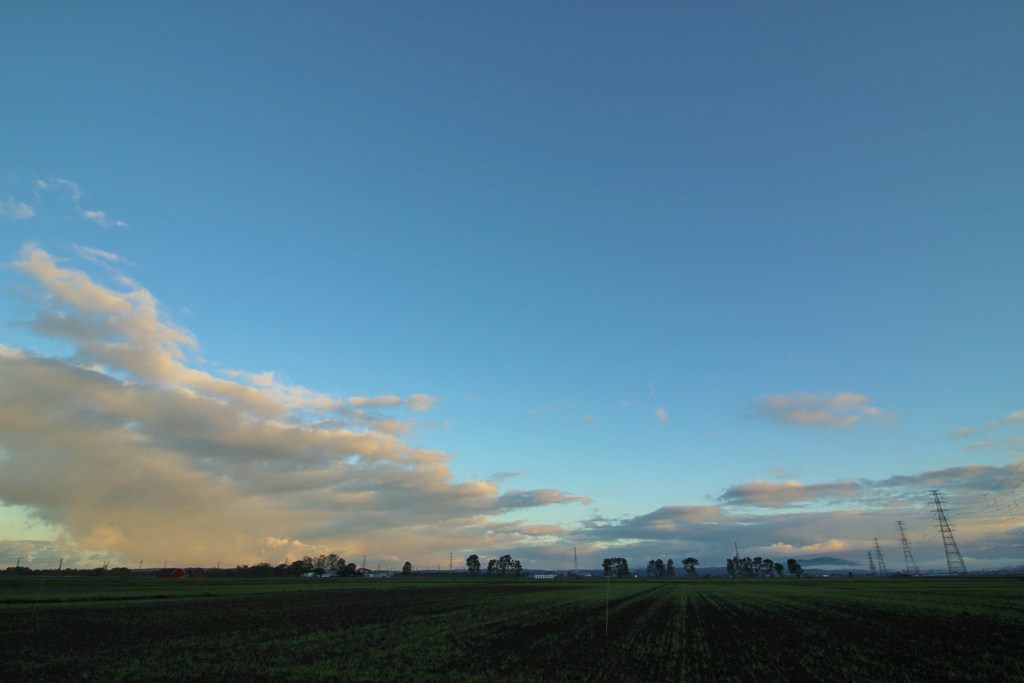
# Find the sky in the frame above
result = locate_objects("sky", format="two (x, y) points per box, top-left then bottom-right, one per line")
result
(1, 2), (1023, 573)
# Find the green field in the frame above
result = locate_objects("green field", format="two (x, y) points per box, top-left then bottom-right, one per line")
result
(2, 576), (1022, 681)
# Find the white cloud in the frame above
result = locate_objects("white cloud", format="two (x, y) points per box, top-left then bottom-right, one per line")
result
(82, 209), (128, 228)
(350, 395), (402, 408)
(0, 244), (587, 566)
(349, 393), (438, 413)
(74, 245), (129, 265)
(1000, 409), (1024, 423)
(35, 178), (127, 228)
(406, 393), (438, 412)
(655, 407), (668, 423)
(0, 198), (35, 219)
(748, 391), (888, 428)
(37, 178), (83, 200)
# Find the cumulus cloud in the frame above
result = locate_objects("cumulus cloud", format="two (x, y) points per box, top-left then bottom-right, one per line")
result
(748, 391), (887, 428)
(0, 245), (587, 567)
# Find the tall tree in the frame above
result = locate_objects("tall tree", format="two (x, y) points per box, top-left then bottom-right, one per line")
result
(401, 561), (412, 575)
(465, 554), (481, 574)
(786, 558), (803, 578)
(666, 559), (675, 577)
(682, 557), (700, 577)
(602, 557), (630, 578)
(484, 554), (522, 576)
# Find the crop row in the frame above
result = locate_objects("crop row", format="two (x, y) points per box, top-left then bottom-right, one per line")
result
(2, 578), (1022, 680)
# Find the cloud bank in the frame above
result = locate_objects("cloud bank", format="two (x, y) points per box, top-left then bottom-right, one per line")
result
(0, 245), (585, 566)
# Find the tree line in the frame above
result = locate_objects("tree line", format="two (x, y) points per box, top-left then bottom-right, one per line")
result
(726, 556), (803, 578)
(642, 557), (701, 577)
(464, 554), (523, 576)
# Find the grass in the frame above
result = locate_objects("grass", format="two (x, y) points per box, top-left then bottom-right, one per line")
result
(2, 575), (1022, 681)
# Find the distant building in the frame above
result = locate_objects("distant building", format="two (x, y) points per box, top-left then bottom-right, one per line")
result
(358, 568), (392, 579)
(532, 573), (557, 580)
(156, 568), (185, 579)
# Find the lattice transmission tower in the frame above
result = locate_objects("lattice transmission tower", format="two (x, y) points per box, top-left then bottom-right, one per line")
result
(930, 489), (968, 575)
(867, 551), (876, 575)
(896, 521), (919, 575)
(872, 538), (888, 576)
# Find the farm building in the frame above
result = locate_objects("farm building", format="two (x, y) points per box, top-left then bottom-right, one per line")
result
(156, 568), (185, 579)
(358, 569), (392, 579)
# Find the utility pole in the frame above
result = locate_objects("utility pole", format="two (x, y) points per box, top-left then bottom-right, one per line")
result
(930, 489), (968, 575)
(872, 538), (888, 576)
(573, 546), (579, 573)
(896, 521), (919, 575)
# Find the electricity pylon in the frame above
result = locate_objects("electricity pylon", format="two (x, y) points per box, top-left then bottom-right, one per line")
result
(930, 489), (968, 575)
(867, 551), (877, 575)
(896, 521), (919, 575)
(872, 538), (888, 576)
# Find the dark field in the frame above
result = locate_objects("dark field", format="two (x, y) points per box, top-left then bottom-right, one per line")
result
(2, 576), (1022, 681)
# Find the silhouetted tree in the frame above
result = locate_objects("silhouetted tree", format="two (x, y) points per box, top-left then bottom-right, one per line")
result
(787, 558), (803, 578)
(485, 554), (521, 576)
(666, 559), (675, 576)
(602, 557), (630, 578)
(682, 557), (700, 577)
(466, 554), (481, 574)
(287, 559), (313, 576)
(402, 561), (412, 575)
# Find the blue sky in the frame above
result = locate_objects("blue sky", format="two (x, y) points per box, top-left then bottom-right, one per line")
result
(1, 2), (1023, 572)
